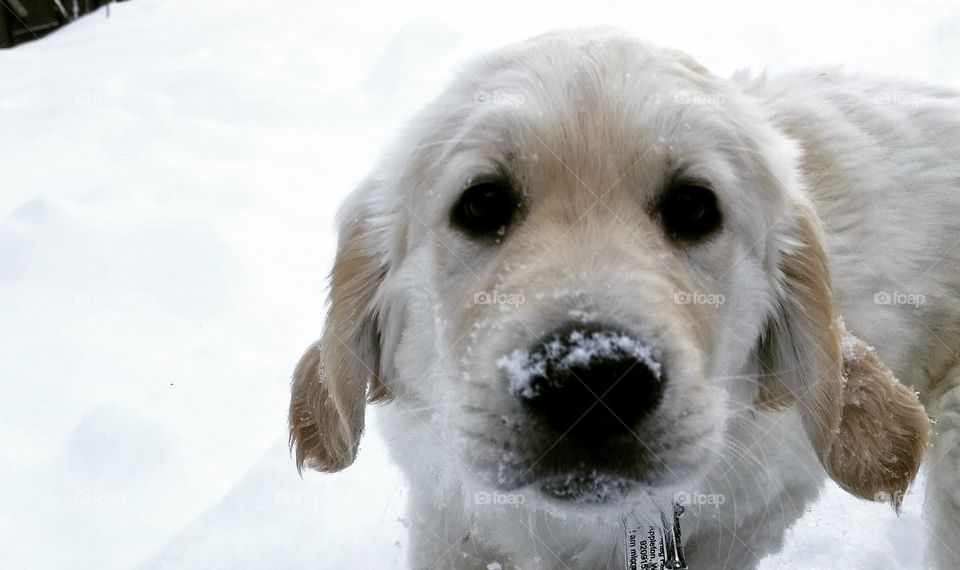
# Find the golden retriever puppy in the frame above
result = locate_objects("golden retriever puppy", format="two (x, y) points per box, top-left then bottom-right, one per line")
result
(290, 28), (959, 568)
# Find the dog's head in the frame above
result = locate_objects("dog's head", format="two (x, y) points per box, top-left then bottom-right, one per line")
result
(290, 30), (928, 512)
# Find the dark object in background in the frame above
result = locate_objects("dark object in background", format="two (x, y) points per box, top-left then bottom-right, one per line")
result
(0, 0), (124, 48)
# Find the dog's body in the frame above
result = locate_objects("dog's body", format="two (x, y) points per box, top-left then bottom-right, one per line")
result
(291, 30), (959, 568)
(751, 71), (960, 569)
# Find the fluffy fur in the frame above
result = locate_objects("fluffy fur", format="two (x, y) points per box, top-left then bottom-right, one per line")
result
(290, 29), (959, 568)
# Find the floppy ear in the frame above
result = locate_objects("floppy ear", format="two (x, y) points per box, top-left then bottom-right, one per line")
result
(288, 197), (391, 473)
(827, 321), (931, 510)
(757, 202), (929, 510)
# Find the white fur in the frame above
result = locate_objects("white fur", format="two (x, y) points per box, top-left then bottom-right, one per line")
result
(318, 30), (960, 568)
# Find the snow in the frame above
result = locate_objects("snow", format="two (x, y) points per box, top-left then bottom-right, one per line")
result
(498, 329), (662, 398)
(841, 334), (863, 364)
(1, 0), (955, 568)
(538, 470), (637, 504)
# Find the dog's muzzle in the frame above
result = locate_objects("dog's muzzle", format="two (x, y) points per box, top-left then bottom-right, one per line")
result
(498, 322), (665, 440)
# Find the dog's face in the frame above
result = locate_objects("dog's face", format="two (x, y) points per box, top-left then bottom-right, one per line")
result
(290, 30), (928, 514)
(409, 35), (782, 502)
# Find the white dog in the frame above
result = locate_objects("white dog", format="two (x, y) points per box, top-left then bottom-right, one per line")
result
(290, 29), (960, 568)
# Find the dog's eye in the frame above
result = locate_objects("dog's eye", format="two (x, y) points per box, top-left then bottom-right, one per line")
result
(659, 184), (722, 242)
(451, 181), (519, 239)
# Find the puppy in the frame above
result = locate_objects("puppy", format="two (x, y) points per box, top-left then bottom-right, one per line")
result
(290, 28), (960, 568)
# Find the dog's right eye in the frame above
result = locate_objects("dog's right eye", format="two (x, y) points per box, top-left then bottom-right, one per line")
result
(450, 181), (519, 239)
(658, 183), (722, 242)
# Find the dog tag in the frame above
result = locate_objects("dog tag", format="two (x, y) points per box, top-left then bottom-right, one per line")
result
(622, 502), (688, 570)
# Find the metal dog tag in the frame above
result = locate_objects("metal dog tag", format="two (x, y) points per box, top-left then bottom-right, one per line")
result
(622, 502), (688, 570)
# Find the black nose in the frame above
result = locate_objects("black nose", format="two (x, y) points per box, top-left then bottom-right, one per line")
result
(500, 322), (664, 439)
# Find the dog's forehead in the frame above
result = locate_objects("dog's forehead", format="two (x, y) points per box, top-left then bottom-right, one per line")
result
(461, 34), (717, 136)
(391, 31), (791, 248)
(404, 33), (734, 195)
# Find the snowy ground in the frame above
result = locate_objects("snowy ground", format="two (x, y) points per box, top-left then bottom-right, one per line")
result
(1, 1), (958, 568)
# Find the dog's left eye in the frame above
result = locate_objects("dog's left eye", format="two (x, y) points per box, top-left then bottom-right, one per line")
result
(450, 180), (519, 239)
(658, 183), (722, 242)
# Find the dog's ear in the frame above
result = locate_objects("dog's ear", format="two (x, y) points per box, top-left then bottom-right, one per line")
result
(289, 189), (391, 473)
(825, 324), (931, 510)
(757, 202), (929, 510)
